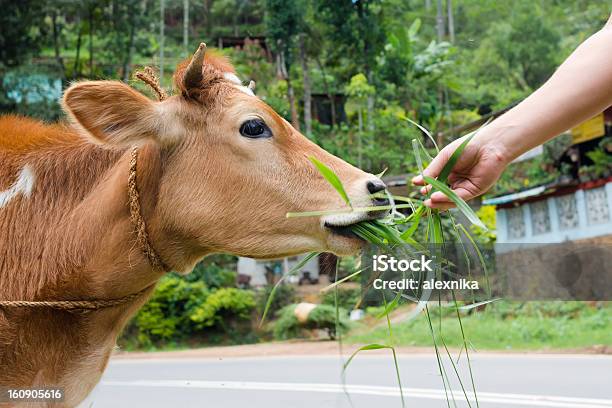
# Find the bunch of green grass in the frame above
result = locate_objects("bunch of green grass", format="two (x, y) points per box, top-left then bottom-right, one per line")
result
(264, 122), (493, 407)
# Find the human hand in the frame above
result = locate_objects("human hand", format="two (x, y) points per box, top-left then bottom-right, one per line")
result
(412, 132), (510, 210)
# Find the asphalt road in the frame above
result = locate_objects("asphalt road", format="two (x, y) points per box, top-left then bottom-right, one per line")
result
(85, 353), (612, 408)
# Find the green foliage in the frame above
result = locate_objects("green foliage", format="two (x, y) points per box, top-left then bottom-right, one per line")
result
(273, 304), (350, 340)
(491, 4), (560, 90)
(345, 73), (375, 105)
(120, 274), (255, 349)
(265, 0), (305, 63)
(190, 288), (255, 329)
(122, 275), (209, 348)
(255, 284), (297, 316)
(184, 255), (237, 288)
(349, 301), (612, 350)
(470, 205), (497, 244)
(0, 0), (45, 66)
(584, 137), (612, 178)
(321, 287), (361, 312)
(272, 305), (302, 340)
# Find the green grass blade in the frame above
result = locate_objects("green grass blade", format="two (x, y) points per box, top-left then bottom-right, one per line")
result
(382, 294), (406, 408)
(343, 343), (392, 370)
(321, 269), (363, 293)
(438, 132), (475, 183)
(412, 139), (425, 174)
(458, 224), (492, 298)
(438, 117), (492, 183)
(259, 252), (319, 325)
(309, 156), (352, 207)
(376, 291), (402, 319)
(425, 305), (452, 408)
(404, 117), (440, 153)
(452, 291), (480, 408)
(458, 297), (501, 311)
(400, 207), (422, 239)
(286, 203), (414, 218)
(423, 176), (486, 230)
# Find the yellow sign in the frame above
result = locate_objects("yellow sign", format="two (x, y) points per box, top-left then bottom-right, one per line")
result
(571, 113), (605, 144)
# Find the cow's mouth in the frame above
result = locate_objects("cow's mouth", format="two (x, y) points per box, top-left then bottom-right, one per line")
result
(323, 208), (389, 244)
(324, 222), (364, 241)
(321, 208), (390, 255)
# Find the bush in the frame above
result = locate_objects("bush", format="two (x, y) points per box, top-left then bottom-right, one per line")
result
(121, 275), (209, 348)
(120, 276), (256, 349)
(184, 255), (237, 288)
(190, 288), (256, 330)
(255, 284), (297, 317)
(320, 287), (361, 312)
(273, 304), (349, 340)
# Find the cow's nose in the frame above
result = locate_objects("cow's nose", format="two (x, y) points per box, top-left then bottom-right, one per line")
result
(367, 179), (389, 206)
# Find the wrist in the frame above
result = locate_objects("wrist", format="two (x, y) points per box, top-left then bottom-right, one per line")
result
(473, 121), (526, 165)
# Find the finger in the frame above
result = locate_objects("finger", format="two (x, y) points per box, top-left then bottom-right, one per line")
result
(424, 199), (456, 210)
(452, 187), (477, 202)
(420, 185), (433, 195)
(412, 174), (424, 185)
(421, 145), (452, 179)
(430, 191), (453, 203)
(429, 187), (476, 205)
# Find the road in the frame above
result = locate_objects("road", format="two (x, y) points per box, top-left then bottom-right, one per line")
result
(86, 352), (612, 408)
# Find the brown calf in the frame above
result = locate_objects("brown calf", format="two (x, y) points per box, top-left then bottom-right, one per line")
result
(0, 44), (386, 407)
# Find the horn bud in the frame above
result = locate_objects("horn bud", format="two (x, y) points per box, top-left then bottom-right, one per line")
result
(183, 42), (207, 91)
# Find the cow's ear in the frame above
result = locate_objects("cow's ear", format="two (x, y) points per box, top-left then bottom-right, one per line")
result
(62, 81), (181, 146)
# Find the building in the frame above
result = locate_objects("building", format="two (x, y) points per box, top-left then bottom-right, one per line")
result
(486, 178), (612, 248)
(237, 254), (320, 287)
(483, 108), (612, 247)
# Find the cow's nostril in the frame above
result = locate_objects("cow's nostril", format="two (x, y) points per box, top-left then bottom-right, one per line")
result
(367, 180), (387, 194)
(367, 179), (389, 207)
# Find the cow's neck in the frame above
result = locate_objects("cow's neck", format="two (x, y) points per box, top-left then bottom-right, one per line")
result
(0, 139), (187, 404)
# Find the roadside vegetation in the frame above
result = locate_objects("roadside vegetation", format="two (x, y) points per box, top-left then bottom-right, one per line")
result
(348, 301), (612, 351)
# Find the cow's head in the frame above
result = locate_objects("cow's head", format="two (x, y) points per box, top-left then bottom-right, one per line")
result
(62, 43), (388, 269)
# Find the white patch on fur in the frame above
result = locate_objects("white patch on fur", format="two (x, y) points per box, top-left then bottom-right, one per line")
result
(223, 72), (242, 85)
(154, 102), (186, 144)
(0, 165), (35, 208)
(321, 211), (370, 228)
(223, 72), (255, 96)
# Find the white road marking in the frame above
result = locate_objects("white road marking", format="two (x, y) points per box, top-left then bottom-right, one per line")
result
(101, 380), (612, 408)
(0, 165), (35, 208)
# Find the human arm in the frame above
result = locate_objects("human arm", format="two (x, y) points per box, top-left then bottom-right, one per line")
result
(413, 16), (612, 209)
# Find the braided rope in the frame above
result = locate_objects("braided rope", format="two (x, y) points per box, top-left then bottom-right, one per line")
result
(134, 67), (167, 101)
(127, 147), (170, 272)
(0, 147), (168, 311)
(0, 286), (153, 310)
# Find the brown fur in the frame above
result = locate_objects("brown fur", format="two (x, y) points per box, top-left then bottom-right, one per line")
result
(0, 51), (380, 407)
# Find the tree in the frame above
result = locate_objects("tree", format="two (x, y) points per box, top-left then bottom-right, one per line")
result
(299, 33), (312, 136)
(0, 0), (45, 67)
(183, 0), (189, 54)
(492, 5), (560, 89)
(345, 73), (375, 167)
(315, 0), (386, 130)
(265, 0), (306, 129)
(159, 0), (165, 83)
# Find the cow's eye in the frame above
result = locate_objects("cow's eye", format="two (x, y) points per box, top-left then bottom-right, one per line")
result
(239, 119), (272, 139)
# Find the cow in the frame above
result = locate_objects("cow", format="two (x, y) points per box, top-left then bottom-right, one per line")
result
(0, 43), (388, 407)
